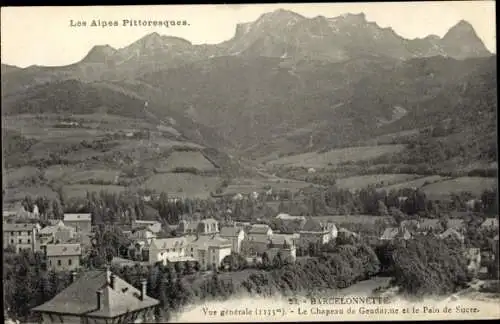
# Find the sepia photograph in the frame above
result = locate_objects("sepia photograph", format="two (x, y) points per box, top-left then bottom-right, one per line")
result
(1, 2), (498, 323)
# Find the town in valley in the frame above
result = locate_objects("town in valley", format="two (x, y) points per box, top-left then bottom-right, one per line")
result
(2, 3), (499, 324)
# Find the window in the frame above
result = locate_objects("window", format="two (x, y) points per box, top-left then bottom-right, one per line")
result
(27, 239), (31, 244)
(18, 239), (22, 244)
(10, 232), (14, 236)
(10, 239), (13, 244)
(191, 247), (193, 251)
(57, 260), (61, 266)
(49, 260), (52, 266)
(68, 259), (72, 265)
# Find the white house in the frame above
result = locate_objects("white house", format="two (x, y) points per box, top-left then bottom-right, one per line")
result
(127, 228), (157, 245)
(298, 218), (338, 246)
(132, 220), (162, 234)
(46, 243), (82, 272)
(3, 222), (41, 253)
(38, 221), (76, 247)
(188, 235), (232, 270)
(247, 224), (273, 242)
(63, 214), (92, 233)
(232, 193), (244, 201)
(177, 218), (220, 236)
(219, 226), (245, 253)
(148, 237), (194, 265)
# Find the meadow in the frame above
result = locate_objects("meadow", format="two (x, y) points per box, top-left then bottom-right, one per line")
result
(266, 144), (406, 169)
(4, 167), (42, 188)
(142, 173), (221, 199)
(381, 175), (450, 191)
(313, 215), (391, 225)
(222, 177), (315, 195)
(3, 185), (59, 203)
(61, 184), (127, 200)
(155, 151), (217, 173)
(335, 174), (420, 190)
(421, 177), (497, 200)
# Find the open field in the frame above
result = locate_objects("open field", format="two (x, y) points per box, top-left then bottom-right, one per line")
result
(381, 175), (451, 191)
(44, 165), (83, 182)
(109, 139), (203, 152)
(313, 215), (391, 225)
(4, 167), (41, 187)
(335, 174), (420, 190)
(223, 177), (315, 195)
(45, 165), (122, 183)
(155, 151), (217, 173)
(3, 185), (59, 203)
(363, 129), (420, 146)
(62, 184), (126, 200)
(266, 145), (406, 169)
(421, 177), (497, 200)
(142, 173), (221, 199)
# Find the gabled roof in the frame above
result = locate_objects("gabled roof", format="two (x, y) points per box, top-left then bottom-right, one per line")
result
(481, 218), (499, 228)
(439, 228), (465, 242)
(133, 220), (160, 225)
(247, 224), (272, 234)
(64, 214), (91, 222)
(300, 217), (333, 233)
(47, 219), (64, 226)
(46, 244), (82, 257)
(39, 223), (75, 235)
(3, 223), (39, 232)
(220, 226), (244, 237)
(276, 213), (306, 221)
(190, 235), (231, 249)
(380, 227), (411, 240)
(32, 270), (159, 317)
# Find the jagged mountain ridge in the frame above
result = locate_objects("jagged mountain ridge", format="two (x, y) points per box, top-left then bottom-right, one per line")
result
(1, 9), (492, 94)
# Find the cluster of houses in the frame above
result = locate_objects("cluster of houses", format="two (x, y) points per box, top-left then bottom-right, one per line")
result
(3, 212), (92, 272)
(2, 202), (498, 324)
(119, 214), (339, 270)
(380, 217), (499, 276)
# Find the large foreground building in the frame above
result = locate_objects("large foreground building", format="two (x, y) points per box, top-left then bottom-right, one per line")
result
(31, 269), (159, 323)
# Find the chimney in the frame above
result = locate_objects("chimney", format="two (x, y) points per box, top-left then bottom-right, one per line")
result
(96, 290), (102, 311)
(105, 266), (111, 286)
(71, 271), (78, 283)
(110, 273), (115, 289)
(140, 279), (147, 301)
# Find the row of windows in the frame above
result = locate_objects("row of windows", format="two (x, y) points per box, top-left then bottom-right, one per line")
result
(49, 259), (74, 266)
(10, 239), (31, 244)
(7, 231), (31, 236)
(160, 247), (196, 254)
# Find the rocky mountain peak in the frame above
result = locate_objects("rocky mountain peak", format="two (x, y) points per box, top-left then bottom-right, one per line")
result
(444, 20), (477, 39)
(81, 44), (117, 63)
(442, 19), (491, 58)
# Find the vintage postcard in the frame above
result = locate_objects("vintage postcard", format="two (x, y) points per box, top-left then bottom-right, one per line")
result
(1, 2), (499, 323)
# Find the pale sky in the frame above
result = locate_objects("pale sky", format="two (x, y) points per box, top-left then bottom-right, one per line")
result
(1, 2), (496, 68)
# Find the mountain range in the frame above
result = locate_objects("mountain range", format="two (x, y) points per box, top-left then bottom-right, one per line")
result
(1, 9), (497, 173)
